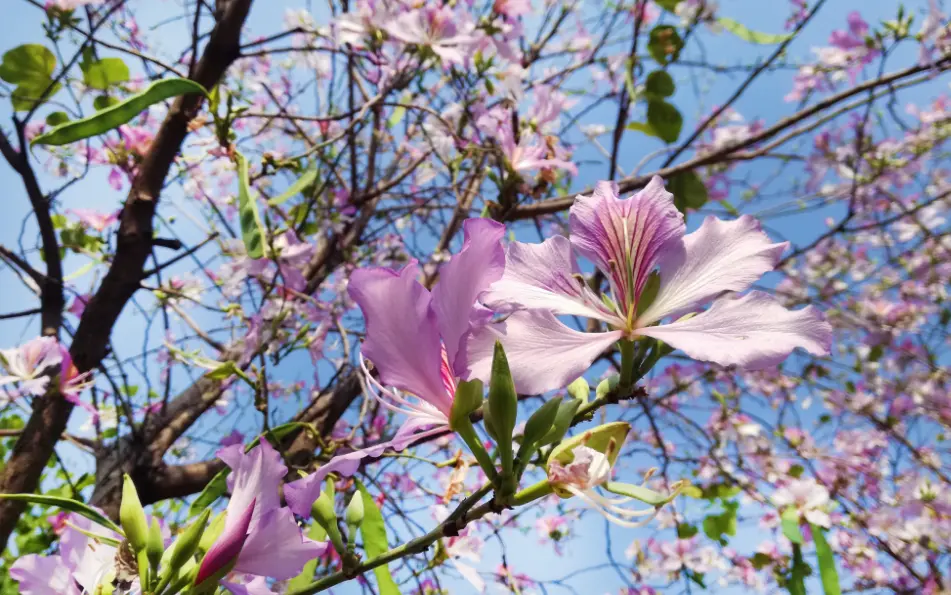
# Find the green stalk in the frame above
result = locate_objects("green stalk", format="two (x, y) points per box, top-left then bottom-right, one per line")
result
(618, 339), (637, 394)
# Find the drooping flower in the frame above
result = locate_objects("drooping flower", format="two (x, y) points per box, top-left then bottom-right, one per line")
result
(196, 441), (327, 586)
(468, 177), (832, 394)
(10, 513), (127, 595)
(0, 336), (63, 397)
(284, 218), (505, 516)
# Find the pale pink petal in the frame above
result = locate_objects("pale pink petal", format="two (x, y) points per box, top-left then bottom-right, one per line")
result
(347, 262), (448, 411)
(638, 215), (788, 325)
(465, 310), (623, 395)
(235, 507), (328, 580)
(481, 236), (619, 324)
(638, 291), (832, 369)
(284, 420), (444, 517)
(10, 554), (79, 595)
(451, 560), (486, 593)
(220, 440), (286, 523)
(221, 577), (277, 595)
(431, 218), (505, 373)
(569, 177), (684, 312)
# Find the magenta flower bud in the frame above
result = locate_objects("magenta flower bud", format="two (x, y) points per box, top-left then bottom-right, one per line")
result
(194, 498), (254, 585)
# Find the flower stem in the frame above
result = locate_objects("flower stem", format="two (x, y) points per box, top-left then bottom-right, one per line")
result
(618, 339), (636, 394)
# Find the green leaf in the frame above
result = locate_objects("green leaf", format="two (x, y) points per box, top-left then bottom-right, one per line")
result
(781, 508), (804, 544)
(647, 99), (682, 144)
(267, 168), (318, 206)
(645, 70), (675, 98)
(45, 111), (69, 126)
(811, 524), (842, 595)
(355, 480), (401, 595)
(677, 523), (698, 538)
(0, 493), (122, 535)
(0, 44), (55, 85)
(718, 17), (793, 44)
(188, 468), (228, 517)
(82, 57), (129, 90)
(648, 26), (684, 65)
(235, 151), (266, 259)
(668, 171), (708, 213)
(12, 82), (61, 112)
(31, 78), (206, 146)
(626, 121), (660, 139)
(654, 0), (682, 11)
(702, 508), (737, 544)
(537, 397), (582, 447)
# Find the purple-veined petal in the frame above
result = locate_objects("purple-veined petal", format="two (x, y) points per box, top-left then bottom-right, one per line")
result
(348, 262), (449, 412)
(431, 218), (505, 374)
(481, 236), (619, 324)
(464, 310), (623, 395)
(639, 215), (788, 325)
(219, 441), (286, 524)
(58, 513), (121, 591)
(197, 499), (254, 585)
(9, 554), (79, 595)
(284, 421), (446, 517)
(235, 507), (328, 580)
(569, 177), (684, 314)
(221, 576), (278, 595)
(638, 291), (832, 369)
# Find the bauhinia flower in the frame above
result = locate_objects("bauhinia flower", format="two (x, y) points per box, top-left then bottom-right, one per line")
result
(196, 440), (327, 588)
(468, 177), (832, 394)
(10, 512), (130, 595)
(544, 422), (683, 528)
(771, 477), (832, 529)
(284, 218), (505, 517)
(0, 336), (63, 397)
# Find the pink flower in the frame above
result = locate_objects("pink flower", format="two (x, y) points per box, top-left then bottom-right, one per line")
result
(67, 294), (90, 318)
(467, 177), (832, 394)
(0, 337), (63, 397)
(772, 478), (832, 528)
(384, 6), (480, 65)
(67, 209), (119, 233)
(284, 218), (505, 517)
(196, 441), (327, 586)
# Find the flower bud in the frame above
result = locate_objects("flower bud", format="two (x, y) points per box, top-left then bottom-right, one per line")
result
(120, 474), (149, 553)
(311, 489), (338, 531)
(566, 377), (590, 405)
(169, 509), (210, 570)
(146, 517), (164, 571)
(449, 379), (483, 431)
(344, 491), (365, 528)
(488, 341), (518, 475)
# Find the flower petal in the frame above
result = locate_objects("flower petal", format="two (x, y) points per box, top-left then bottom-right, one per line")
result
(481, 236), (618, 324)
(638, 215), (788, 325)
(569, 177), (684, 313)
(197, 499), (254, 584)
(348, 262), (449, 411)
(638, 291), (832, 369)
(221, 577), (278, 595)
(464, 310), (623, 394)
(220, 441), (286, 523)
(284, 421), (445, 517)
(235, 507), (328, 580)
(431, 218), (506, 374)
(9, 555), (78, 595)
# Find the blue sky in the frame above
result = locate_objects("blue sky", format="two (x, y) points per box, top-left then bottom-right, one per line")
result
(0, 0), (948, 593)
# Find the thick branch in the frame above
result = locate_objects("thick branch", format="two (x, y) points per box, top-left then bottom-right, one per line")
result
(0, 0), (254, 550)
